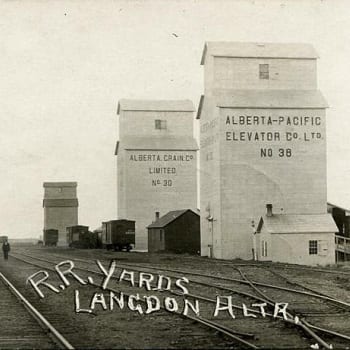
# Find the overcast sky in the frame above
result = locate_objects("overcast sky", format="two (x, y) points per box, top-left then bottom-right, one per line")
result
(1, 0), (350, 238)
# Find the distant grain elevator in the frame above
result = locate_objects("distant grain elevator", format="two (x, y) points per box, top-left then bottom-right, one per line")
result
(43, 182), (78, 246)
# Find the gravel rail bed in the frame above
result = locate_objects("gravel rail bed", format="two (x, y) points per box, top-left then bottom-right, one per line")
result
(10, 247), (350, 349)
(0, 261), (59, 349)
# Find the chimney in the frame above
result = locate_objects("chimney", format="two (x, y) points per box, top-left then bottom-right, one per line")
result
(266, 204), (273, 217)
(155, 211), (160, 221)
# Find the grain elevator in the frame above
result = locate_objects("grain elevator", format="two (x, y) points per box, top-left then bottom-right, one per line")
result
(116, 100), (198, 250)
(199, 42), (331, 260)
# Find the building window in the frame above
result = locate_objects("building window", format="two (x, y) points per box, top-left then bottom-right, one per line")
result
(262, 240), (268, 257)
(206, 152), (213, 161)
(259, 64), (269, 80)
(155, 119), (167, 130)
(309, 240), (318, 255)
(160, 229), (164, 242)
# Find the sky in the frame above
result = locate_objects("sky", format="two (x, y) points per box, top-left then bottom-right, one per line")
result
(1, 0), (350, 238)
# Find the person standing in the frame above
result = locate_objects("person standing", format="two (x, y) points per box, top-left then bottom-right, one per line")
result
(2, 239), (10, 260)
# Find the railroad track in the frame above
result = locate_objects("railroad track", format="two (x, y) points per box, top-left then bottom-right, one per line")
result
(8, 251), (259, 349)
(142, 251), (350, 276)
(10, 249), (350, 348)
(0, 269), (73, 349)
(40, 249), (350, 312)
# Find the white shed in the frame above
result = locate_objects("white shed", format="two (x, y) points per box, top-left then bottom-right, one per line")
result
(255, 212), (337, 266)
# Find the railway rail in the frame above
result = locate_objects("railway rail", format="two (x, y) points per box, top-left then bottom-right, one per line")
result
(8, 252), (258, 349)
(0, 270), (73, 349)
(10, 249), (350, 349)
(137, 251), (350, 277)
(40, 249), (350, 311)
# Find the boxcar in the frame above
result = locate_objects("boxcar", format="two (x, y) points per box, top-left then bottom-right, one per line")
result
(0, 236), (8, 244)
(43, 229), (58, 246)
(102, 220), (135, 251)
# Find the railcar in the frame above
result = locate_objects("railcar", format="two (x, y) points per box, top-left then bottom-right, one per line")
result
(66, 225), (98, 248)
(43, 229), (58, 246)
(0, 236), (8, 243)
(102, 220), (135, 251)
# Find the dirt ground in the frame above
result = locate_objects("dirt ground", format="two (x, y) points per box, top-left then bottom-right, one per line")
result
(0, 245), (349, 349)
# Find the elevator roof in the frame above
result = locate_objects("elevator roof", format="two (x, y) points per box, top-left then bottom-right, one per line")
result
(117, 99), (195, 114)
(201, 42), (319, 65)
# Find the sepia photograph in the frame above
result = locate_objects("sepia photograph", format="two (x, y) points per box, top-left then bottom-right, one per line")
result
(1, 0), (350, 348)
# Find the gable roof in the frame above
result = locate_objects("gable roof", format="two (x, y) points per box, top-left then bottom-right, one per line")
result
(257, 214), (337, 234)
(201, 42), (318, 65)
(117, 99), (195, 114)
(147, 209), (198, 229)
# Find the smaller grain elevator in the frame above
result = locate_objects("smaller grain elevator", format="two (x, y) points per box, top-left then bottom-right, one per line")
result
(43, 182), (78, 246)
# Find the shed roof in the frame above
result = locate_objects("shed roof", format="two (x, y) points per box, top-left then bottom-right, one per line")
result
(217, 90), (328, 109)
(117, 99), (195, 114)
(66, 225), (88, 229)
(327, 202), (350, 215)
(148, 209), (198, 228)
(197, 90), (328, 119)
(257, 214), (337, 234)
(43, 182), (77, 188)
(201, 42), (319, 65)
(43, 199), (79, 208)
(115, 136), (198, 154)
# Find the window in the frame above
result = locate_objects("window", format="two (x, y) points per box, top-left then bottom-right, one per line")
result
(160, 230), (164, 242)
(259, 64), (269, 80)
(309, 240), (318, 255)
(206, 152), (213, 161)
(318, 241), (328, 256)
(155, 119), (167, 130)
(261, 240), (268, 257)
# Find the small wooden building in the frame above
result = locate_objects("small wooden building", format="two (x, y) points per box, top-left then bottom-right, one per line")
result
(327, 202), (350, 262)
(255, 206), (337, 266)
(147, 209), (200, 254)
(327, 202), (350, 237)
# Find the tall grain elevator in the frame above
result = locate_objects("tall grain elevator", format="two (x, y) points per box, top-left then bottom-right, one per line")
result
(199, 42), (330, 260)
(43, 182), (78, 246)
(116, 100), (198, 250)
